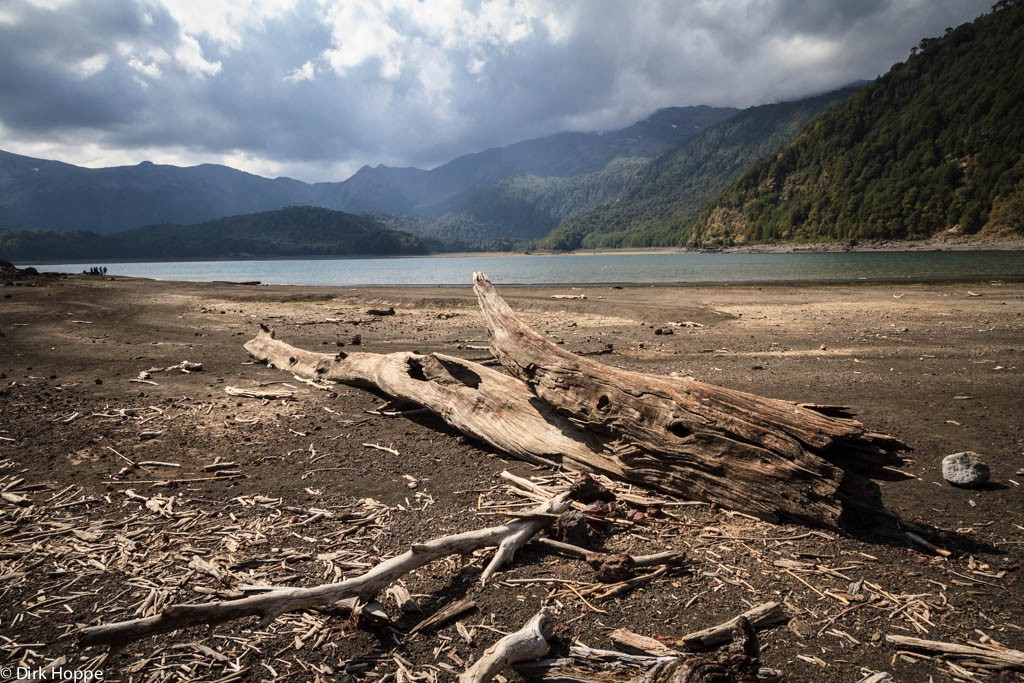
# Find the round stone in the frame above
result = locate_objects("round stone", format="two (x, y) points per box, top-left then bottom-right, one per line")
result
(941, 451), (991, 488)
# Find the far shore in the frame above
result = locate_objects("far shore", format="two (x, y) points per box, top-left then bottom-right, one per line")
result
(12, 234), (1024, 267)
(559, 235), (1024, 256)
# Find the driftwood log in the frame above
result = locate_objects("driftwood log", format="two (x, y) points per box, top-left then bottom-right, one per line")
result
(611, 602), (787, 654)
(245, 273), (910, 530)
(243, 327), (624, 475)
(473, 272), (909, 529)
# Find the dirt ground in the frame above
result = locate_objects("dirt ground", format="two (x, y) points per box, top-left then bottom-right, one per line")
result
(1, 271), (1022, 682)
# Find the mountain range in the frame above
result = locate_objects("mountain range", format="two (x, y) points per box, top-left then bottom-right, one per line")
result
(0, 106), (736, 239)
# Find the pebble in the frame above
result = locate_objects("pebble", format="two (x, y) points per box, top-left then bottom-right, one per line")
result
(941, 451), (991, 487)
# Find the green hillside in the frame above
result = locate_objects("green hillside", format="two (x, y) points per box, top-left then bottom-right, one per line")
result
(694, 0), (1024, 246)
(377, 156), (649, 249)
(541, 86), (861, 250)
(1, 206), (429, 261)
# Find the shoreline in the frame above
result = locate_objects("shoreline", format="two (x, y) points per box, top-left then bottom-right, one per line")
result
(14, 235), (1024, 267)
(17, 266), (1024, 291)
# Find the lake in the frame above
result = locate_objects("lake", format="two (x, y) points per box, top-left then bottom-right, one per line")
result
(23, 250), (1024, 286)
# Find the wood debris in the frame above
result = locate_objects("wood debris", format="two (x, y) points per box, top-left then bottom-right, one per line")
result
(138, 360), (204, 380)
(80, 487), (577, 645)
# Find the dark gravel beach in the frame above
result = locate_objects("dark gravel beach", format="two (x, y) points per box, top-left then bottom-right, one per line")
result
(1, 271), (1021, 682)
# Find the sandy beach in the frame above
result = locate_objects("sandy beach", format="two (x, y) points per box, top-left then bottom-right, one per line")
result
(1, 271), (1022, 681)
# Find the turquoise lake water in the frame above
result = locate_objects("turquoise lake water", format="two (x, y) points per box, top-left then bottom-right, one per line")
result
(23, 250), (1024, 286)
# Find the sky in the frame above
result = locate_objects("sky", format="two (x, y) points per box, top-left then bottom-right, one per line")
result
(0, 0), (994, 183)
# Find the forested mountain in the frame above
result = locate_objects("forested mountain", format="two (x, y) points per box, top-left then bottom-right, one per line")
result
(9, 0), (1018, 255)
(540, 85), (863, 250)
(375, 156), (651, 249)
(692, 0), (1024, 246)
(0, 206), (428, 260)
(338, 106), (737, 217)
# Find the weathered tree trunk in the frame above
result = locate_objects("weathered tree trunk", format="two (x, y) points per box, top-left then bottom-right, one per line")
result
(472, 272), (909, 529)
(244, 272), (911, 530)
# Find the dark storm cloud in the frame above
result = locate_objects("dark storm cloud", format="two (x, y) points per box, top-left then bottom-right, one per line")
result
(0, 0), (995, 181)
(768, 0), (890, 35)
(0, 2), (159, 129)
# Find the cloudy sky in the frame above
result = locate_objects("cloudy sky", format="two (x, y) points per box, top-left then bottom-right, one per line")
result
(0, 0), (993, 183)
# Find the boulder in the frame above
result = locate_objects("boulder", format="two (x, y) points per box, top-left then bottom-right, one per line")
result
(941, 451), (991, 487)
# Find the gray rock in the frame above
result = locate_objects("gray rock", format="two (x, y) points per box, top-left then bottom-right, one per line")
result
(942, 451), (991, 487)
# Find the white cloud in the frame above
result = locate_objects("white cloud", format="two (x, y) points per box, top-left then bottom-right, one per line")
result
(24, 0), (73, 9)
(218, 149), (362, 181)
(174, 32), (222, 77)
(128, 56), (163, 80)
(321, 2), (405, 78)
(284, 60), (316, 82)
(476, 0), (536, 45)
(157, 0), (298, 51)
(0, 7), (20, 24)
(74, 53), (109, 79)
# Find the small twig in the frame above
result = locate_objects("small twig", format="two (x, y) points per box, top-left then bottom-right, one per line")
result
(362, 442), (400, 456)
(105, 474), (246, 485)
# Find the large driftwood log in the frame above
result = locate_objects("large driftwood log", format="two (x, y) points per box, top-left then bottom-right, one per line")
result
(244, 273), (910, 530)
(472, 272), (909, 529)
(80, 492), (572, 646)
